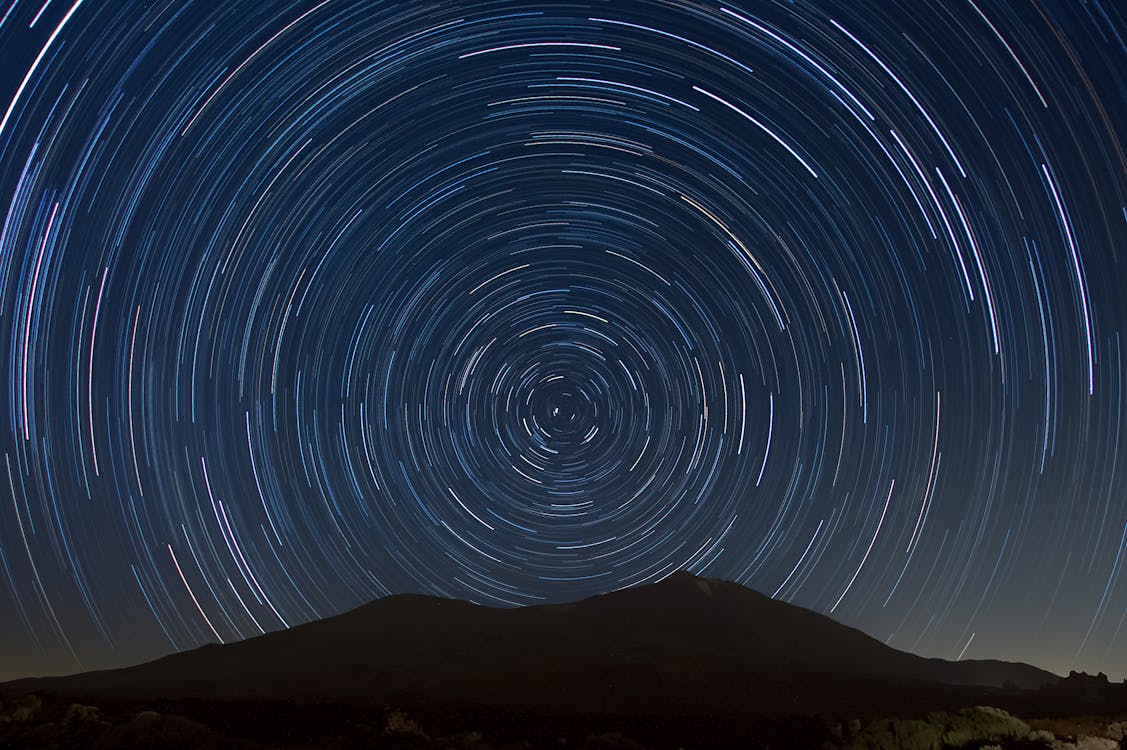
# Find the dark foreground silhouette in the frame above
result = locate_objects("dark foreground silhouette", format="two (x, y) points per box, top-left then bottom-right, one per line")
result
(2, 572), (1124, 748)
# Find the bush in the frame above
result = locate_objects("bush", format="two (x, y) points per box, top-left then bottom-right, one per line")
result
(91, 710), (220, 750)
(849, 706), (1036, 750)
(385, 708), (425, 736)
(939, 706), (1031, 747)
(0, 694), (42, 723)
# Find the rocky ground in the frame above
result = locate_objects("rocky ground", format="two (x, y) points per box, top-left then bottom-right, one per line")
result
(1, 693), (1125, 749)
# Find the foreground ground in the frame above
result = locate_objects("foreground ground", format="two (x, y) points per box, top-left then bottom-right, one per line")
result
(1, 693), (1125, 749)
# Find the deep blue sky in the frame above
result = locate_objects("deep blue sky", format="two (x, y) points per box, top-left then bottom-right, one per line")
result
(0, 0), (1124, 682)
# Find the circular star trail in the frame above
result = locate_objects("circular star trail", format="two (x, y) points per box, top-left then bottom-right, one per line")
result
(0, 0), (1124, 680)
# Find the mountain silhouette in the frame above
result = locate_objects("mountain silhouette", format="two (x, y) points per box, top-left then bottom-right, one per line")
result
(1, 572), (1058, 720)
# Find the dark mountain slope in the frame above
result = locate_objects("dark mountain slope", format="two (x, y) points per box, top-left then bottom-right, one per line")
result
(1, 571), (1058, 719)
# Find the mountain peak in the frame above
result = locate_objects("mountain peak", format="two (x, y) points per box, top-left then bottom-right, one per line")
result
(657, 569), (718, 594)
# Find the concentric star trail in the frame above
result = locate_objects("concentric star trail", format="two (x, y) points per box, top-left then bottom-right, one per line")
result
(0, 0), (1124, 680)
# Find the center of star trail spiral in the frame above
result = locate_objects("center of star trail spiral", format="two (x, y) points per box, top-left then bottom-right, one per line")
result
(335, 188), (786, 585)
(0, 0), (1124, 680)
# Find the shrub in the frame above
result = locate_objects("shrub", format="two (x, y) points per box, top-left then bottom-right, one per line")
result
(385, 708), (425, 736)
(849, 706), (1036, 750)
(0, 694), (42, 723)
(92, 711), (219, 750)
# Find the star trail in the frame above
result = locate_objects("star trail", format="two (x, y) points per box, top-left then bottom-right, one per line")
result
(0, 0), (1124, 682)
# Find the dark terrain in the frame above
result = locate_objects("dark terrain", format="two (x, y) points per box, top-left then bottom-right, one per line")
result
(2, 572), (1124, 748)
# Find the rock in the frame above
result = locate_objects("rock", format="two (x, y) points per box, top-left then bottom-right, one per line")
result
(1051, 738), (1120, 750)
(1074, 738), (1120, 750)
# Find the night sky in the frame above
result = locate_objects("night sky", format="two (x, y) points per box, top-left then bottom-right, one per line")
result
(0, 0), (1124, 683)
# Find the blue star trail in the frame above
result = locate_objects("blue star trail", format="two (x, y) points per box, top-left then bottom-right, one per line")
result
(0, 0), (1124, 681)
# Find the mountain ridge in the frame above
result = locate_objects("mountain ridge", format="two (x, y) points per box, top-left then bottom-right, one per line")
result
(1, 571), (1059, 720)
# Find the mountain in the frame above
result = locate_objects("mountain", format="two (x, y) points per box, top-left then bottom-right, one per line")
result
(0, 572), (1058, 720)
